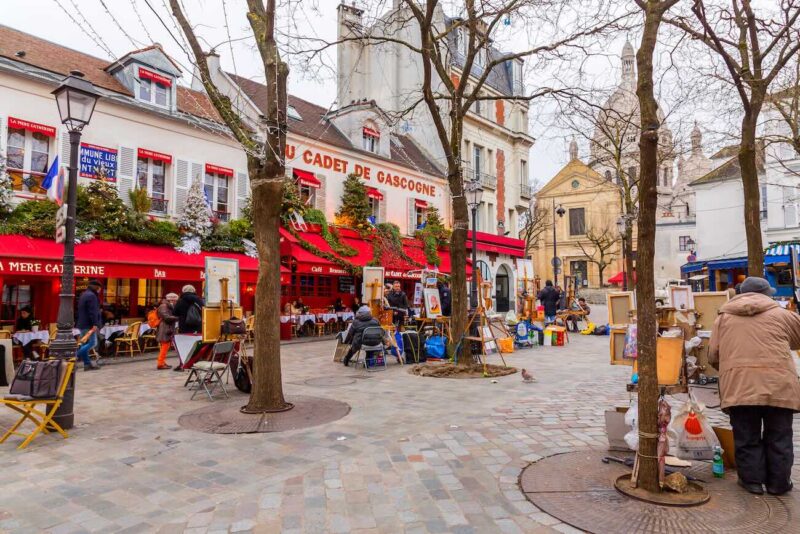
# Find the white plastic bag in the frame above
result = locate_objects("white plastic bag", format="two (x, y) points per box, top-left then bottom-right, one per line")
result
(623, 400), (639, 450)
(670, 394), (720, 460)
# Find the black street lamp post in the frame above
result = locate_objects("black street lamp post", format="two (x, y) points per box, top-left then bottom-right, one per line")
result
(467, 179), (484, 309)
(48, 72), (101, 430)
(552, 200), (565, 286)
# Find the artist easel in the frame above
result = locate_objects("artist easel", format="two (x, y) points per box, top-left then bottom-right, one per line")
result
(520, 265), (536, 320)
(415, 270), (452, 342)
(461, 271), (507, 374)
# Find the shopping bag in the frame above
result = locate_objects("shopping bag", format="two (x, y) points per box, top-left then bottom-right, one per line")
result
(425, 335), (446, 359)
(670, 394), (720, 460)
(623, 323), (638, 360)
(623, 400), (639, 450)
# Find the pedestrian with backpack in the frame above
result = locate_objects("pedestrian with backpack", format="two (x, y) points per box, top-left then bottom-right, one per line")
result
(155, 293), (179, 370)
(174, 284), (204, 334)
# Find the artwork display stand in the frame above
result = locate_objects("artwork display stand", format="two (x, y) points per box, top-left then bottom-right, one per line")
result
(462, 270), (507, 373)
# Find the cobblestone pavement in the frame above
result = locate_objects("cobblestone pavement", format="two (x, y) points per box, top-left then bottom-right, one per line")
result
(1, 309), (798, 534)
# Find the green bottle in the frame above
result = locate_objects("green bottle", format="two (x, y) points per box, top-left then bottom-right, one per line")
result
(712, 446), (724, 478)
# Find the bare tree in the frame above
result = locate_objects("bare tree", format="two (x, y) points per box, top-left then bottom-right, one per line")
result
(633, 0), (680, 494)
(767, 58), (800, 162)
(169, 0), (290, 413)
(575, 224), (619, 286)
(519, 202), (549, 256)
(668, 0), (800, 276)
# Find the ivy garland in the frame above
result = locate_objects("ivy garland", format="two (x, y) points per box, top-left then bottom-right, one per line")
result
(285, 223), (361, 275)
(303, 208), (358, 257)
(370, 222), (424, 269)
(414, 206), (450, 267)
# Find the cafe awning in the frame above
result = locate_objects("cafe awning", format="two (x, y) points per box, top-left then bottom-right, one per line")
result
(366, 187), (384, 200)
(294, 169), (320, 188)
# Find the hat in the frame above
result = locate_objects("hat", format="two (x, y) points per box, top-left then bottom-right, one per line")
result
(739, 276), (776, 296)
(88, 279), (103, 288)
(182, 284), (196, 294)
(165, 293), (179, 300)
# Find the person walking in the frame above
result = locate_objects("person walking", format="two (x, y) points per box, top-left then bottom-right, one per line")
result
(174, 285), (205, 334)
(155, 293), (179, 370)
(76, 280), (102, 371)
(537, 280), (560, 324)
(709, 276), (800, 496)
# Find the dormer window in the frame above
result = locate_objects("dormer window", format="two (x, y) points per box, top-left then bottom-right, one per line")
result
(287, 105), (302, 121)
(138, 67), (172, 108)
(362, 125), (380, 153)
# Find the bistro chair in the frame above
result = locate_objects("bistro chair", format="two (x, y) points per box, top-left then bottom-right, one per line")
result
(114, 321), (143, 357)
(351, 326), (388, 373)
(245, 315), (255, 342)
(139, 325), (158, 353)
(0, 331), (11, 340)
(185, 341), (234, 401)
(0, 359), (75, 450)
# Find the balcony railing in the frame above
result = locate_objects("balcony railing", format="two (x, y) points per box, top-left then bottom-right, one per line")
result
(477, 172), (496, 190)
(520, 183), (533, 199)
(8, 168), (47, 195)
(149, 197), (169, 214)
(214, 210), (231, 223)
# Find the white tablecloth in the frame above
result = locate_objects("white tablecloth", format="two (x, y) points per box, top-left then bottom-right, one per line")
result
(319, 313), (338, 323)
(100, 325), (127, 338)
(338, 312), (354, 321)
(12, 331), (50, 345)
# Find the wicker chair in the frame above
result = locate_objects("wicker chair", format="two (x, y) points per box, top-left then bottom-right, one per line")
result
(114, 321), (143, 357)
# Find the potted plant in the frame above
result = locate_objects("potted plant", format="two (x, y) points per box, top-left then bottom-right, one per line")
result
(31, 319), (41, 333)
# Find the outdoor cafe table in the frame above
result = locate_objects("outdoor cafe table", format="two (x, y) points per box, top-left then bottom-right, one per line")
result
(99, 323), (151, 339)
(338, 312), (354, 321)
(12, 331), (50, 345)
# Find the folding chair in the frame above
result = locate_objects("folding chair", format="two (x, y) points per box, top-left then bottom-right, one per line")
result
(185, 341), (234, 400)
(0, 359), (75, 450)
(352, 326), (388, 372)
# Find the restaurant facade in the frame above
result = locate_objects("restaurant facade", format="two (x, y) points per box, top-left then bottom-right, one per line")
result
(0, 24), (527, 326)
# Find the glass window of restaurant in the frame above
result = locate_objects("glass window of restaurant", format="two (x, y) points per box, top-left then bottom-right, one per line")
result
(368, 196), (380, 221)
(137, 279), (164, 314)
(204, 171), (230, 221)
(1, 284), (32, 327)
(137, 157), (168, 213)
(7, 127), (50, 193)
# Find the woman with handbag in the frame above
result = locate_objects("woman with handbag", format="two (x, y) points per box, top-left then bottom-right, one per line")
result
(155, 293), (179, 370)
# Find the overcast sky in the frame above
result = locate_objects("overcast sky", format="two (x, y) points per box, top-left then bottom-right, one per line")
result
(2, 0), (642, 184)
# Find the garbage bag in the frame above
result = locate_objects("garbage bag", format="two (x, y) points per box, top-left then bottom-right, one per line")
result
(670, 393), (720, 460)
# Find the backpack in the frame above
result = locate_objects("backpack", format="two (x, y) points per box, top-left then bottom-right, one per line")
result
(185, 302), (203, 329)
(147, 308), (161, 329)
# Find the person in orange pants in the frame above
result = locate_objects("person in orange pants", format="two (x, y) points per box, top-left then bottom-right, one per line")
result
(156, 293), (179, 370)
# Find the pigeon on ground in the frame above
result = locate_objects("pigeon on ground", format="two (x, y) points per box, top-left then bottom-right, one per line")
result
(521, 368), (535, 383)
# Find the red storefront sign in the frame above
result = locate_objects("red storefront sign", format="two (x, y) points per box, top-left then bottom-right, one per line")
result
(137, 148), (173, 164)
(205, 163), (234, 176)
(138, 67), (172, 87)
(8, 116), (56, 137)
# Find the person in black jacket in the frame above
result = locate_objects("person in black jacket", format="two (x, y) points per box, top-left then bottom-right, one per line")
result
(438, 282), (452, 317)
(386, 281), (410, 326)
(537, 280), (560, 324)
(342, 306), (384, 366)
(174, 284), (205, 334)
(76, 280), (103, 370)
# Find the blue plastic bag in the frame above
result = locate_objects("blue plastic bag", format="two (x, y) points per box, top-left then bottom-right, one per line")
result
(425, 335), (446, 359)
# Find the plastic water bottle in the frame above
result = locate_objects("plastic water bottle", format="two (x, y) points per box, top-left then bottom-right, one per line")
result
(712, 446), (724, 478)
(631, 372), (639, 384)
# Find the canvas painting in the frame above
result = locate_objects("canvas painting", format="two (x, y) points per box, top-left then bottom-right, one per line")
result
(423, 288), (442, 318)
(669, 286), (693, 310)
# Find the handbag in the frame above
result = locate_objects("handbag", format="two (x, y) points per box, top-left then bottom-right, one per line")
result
(222, 318), (247, 335)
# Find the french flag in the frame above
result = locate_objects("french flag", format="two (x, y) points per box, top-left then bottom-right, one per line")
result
(42, 157), (65, 206)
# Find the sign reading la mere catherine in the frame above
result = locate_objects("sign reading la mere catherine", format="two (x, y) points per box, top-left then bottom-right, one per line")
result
(286, 144), (438, 197)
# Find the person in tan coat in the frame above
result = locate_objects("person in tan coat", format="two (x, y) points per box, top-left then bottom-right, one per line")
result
(709, 276), (800, 495)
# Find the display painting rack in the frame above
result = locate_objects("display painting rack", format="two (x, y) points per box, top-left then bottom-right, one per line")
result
(459, 270), (508, 373)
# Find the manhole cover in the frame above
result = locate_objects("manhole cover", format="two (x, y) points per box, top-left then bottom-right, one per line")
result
(519, 451), (799, 533)
(304, 377), (356, 387)
(178, 395), (350, 434)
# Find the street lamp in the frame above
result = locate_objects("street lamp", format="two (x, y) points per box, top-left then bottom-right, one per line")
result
(552, 200), (565, 287)
(467, 179), (484, 309)
(49, 71), (101, 430)
(616, 216), (627, 291)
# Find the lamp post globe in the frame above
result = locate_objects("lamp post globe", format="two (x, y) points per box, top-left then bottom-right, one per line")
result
(48, 71), (101, 430)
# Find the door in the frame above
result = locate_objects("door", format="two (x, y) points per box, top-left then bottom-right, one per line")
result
(570, 260), (588, 287)
(495, 264), (510, 313)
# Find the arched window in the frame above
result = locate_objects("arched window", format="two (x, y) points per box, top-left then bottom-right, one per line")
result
(476, 260), (491, 284)
(604, 170), (612, 182)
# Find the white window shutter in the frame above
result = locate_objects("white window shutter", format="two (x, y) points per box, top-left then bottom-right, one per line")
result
(174, 159), (191, 214)
(117, 146), (136, 205)
(285, 165), (293, 178)
(236, 170), (249, 218)
(315, 174), (326, 211)
(59, 129), (72, 170)
(407, 198), (416, 235)
(378, 196), (387, 224)
(0, 116), (6, 154)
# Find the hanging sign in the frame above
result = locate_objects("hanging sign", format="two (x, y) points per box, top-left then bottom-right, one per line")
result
(205, 163), (234, 177)
(79, 143), (118, 181)
(138, 67), (172, 87)
(8, 117), (56, 137)
(137, 148), (172, 164)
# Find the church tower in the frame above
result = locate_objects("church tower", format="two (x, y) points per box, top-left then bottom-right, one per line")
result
(621, 40), (636, 90)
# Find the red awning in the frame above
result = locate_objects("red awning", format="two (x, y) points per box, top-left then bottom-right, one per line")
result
(415, 199), (428, 209)
(9, 116), (56, 137)
(294, 169), (320, 188)
(138, 148), (173, 164)
(608, 271), (636, 284)
(366, 187), (383, 200)
(138, 67), (172, 87)
(206, 163), (234, 177)
(466, 230), (526, 258)
(0, 236), (261, 283)
(363, 126), (380, 138)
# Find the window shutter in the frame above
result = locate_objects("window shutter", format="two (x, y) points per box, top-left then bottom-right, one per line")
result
(378, 196), (387, 224)
(784, 186), (797, 228)
(0, 116), (6, 155)
(236, 170), (249, 218)
(59, 129), (72, 170)
(315, 174), (326, 211)
(117, 146), (136, 205)
(407, 198), (416, 235)
(285, 165), (293, 178)
(174, 159), (191, 214)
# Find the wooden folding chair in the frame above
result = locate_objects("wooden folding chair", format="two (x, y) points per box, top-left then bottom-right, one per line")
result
(114, 321), (142, 357)
(0, 359), (75, 450)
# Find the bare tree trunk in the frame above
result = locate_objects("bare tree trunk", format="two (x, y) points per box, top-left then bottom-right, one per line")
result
(625, 223), (635, 291)
(634, 0), (678, 493)
(741, 110), (764, 276)
(450, 168), (469, 364)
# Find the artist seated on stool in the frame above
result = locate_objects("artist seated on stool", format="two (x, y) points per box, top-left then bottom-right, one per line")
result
(342, 306), (384, 367)
(566, 298), (591, 333)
